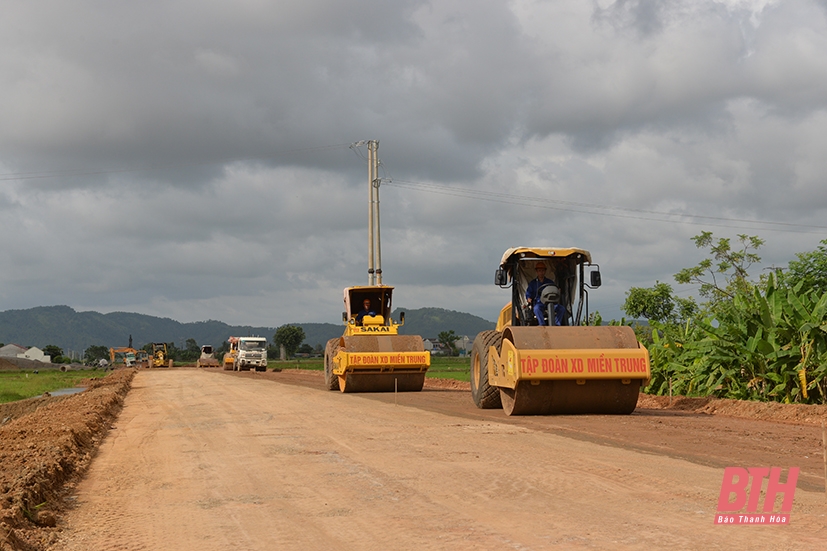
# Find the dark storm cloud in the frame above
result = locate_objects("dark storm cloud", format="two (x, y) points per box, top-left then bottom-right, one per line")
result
(1, 0), (826, 327)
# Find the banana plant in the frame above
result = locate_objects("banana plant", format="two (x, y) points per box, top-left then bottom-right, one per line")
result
(645, 272), (827, 403)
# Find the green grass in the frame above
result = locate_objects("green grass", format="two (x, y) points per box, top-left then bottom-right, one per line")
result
(0, 370), (107, 404)
(269, 358), (324, 371)
(427, 356), (471, 382)
(269, 356), (470, 382)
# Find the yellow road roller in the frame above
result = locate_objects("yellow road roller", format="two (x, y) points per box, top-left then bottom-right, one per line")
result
(323, 139), (430, 392)
(471, 247), (650, 415)
(324, 285), (430, 392)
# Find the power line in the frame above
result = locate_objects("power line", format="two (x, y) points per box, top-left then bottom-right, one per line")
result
(384, 178), (827, 235)
(5, 142), (826, 236)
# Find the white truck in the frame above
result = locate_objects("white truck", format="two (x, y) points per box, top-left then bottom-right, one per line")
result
(223, 336), (268, 372)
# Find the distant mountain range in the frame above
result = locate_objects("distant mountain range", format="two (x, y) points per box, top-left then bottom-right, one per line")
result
(0, 305), (495, 354)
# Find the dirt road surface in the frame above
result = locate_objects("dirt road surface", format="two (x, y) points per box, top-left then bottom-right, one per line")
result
(53, 369), (827, 550)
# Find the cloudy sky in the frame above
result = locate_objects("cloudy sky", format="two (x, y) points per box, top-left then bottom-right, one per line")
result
(2, 0), (826, 328)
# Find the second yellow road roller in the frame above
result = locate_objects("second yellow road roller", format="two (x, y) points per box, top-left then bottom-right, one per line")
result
(324, 140), (430, 392)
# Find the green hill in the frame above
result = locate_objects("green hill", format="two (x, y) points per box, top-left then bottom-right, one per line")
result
(0, 306), (494, 356)
(0, 306), (273, 356)
(391, 307), (495, 340)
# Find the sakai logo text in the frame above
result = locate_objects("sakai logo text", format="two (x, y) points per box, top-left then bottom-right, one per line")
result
(360, 326), (391, 333)
(715, 467), (798, 525)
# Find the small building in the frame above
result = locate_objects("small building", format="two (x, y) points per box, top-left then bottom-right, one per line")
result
(423, 339), (451, 355)
(19, 346), (51, 363)
(0, 344), (27, 357)
(0, 344), (51, 363)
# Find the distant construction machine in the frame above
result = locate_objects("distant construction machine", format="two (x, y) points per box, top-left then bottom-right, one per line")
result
(324, 140), (430, 392)
(470, 247), (651, 415)
(109, 347), (149, 368)
(151, 343), (172, 368)
(196, 345), (220, 368)
(223, 336), (268, 371)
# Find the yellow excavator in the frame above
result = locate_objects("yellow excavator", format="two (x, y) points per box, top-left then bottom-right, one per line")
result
(324, 140), (430, 392)
(471, 247), (651, 415)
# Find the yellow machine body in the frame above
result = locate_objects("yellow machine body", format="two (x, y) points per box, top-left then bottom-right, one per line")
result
(488, 326), (650, 389)
(325, 285), (430, 392)
(151, 343), (170, 368)
(471, 247), (650, 415)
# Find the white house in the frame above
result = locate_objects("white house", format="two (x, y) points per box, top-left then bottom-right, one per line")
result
(0, 344), (26, 357)
(0, 344), (51, 362)
(19, 346), (51, 363)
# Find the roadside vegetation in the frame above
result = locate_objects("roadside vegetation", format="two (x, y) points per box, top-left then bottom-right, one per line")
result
(423, 356), (470, 382)
(615, 232), (827, 404)
(0, 369), (106, 403)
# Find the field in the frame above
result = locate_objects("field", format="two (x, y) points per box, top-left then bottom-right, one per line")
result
(0, 370), (107, 404)
(0, 356), (466, 406)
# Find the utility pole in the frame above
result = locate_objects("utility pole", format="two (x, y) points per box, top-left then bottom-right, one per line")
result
(352, 139), (383, 286)
(370, 140), (382, 285)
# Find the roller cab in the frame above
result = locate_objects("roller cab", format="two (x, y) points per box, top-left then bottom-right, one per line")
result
(471, 247), (650, 415)
(324, 285), (430, 393)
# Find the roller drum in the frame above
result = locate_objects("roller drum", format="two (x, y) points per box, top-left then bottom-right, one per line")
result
(500, 379), (641, 415)
(340, 335), (425, 353)
(339, 372), (426, 393)
(338, 335), (427, 393)
(499, 326), (644, 415)
(504, 325), (641, 351)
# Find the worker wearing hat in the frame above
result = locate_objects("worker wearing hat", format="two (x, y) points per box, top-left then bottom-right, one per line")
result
(526, 262), (565, 326)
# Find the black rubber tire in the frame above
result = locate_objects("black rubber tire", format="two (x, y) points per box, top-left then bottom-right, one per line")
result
(255, 365), (266, 372)
(470, 330), (503, 409)
(324, 338), (341, 391)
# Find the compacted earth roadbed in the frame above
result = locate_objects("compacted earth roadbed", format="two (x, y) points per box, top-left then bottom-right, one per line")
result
(41, 369), (827, 550)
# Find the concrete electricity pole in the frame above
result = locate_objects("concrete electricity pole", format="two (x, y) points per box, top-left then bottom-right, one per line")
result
(353, 140), (383, 285)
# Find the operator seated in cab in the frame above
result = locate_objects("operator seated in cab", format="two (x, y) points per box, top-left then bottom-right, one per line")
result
(525, 262), (565, 326)
(354, 298), (382, 326)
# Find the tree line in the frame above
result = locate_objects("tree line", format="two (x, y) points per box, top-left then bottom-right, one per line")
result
(65, 325), (311, 366)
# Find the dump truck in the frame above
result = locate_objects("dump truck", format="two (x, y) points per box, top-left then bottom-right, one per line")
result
(223, 336), (268, 371)
(470, 247), (651, 415)
(196, 344), (220, 368)
(323, 140), (430, 392)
